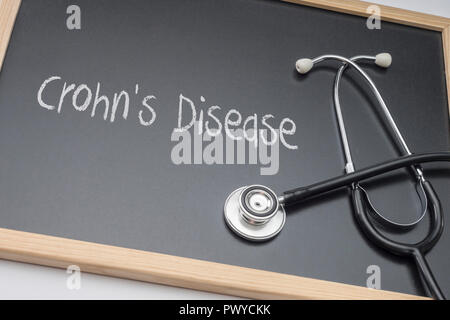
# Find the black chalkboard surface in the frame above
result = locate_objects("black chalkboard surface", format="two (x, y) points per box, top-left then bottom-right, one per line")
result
(0, 0), (449, 298)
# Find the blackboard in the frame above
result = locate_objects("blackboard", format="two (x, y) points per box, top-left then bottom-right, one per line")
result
(0, 0), (449, 298)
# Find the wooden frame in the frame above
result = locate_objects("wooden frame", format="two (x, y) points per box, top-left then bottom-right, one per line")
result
(0, 0), (448, 300)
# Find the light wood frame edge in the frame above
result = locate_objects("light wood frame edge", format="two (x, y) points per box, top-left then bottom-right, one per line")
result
(0, 227), (425, 300)
(0, 0), (446, 300)
(0, 0), (20, 72)
(284, 0), (450, 30)
(444, 26), (450, 109)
